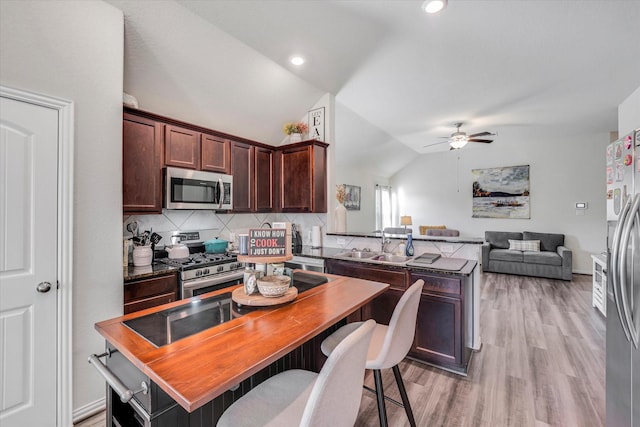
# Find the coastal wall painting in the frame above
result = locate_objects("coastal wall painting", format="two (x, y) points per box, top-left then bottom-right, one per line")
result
(472, 165), (530, 219)
(343, 184), (361, 210)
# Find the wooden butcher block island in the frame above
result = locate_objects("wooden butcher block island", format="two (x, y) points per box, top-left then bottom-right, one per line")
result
(93, 271), (388, 426)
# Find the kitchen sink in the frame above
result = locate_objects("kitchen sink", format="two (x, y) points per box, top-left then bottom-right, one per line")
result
(336, 251), (377, 259)
(371, 254), (413, 263)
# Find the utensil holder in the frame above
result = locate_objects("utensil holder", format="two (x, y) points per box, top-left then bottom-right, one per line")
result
(133, 246), (152, 267)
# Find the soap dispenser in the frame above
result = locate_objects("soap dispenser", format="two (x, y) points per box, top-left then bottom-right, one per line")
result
(405, 232), (414, 257)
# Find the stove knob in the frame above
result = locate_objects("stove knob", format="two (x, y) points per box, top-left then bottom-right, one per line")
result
(217, 266), (223, 272)
(195, 271), (201, 277)
(204, 268), (210, 275)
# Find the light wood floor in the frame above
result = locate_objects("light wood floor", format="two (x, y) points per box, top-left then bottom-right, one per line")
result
(76, 272), (605, 427)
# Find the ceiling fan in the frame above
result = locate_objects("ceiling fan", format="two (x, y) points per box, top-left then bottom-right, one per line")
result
(424, 122), (495, 150)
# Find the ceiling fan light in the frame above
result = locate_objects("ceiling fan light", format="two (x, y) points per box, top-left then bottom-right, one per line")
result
(423, 0), (447, 14)
(449, 137), (468, 149)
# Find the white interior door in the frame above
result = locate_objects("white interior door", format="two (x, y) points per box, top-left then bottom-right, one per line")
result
(0, 96), (58, 426)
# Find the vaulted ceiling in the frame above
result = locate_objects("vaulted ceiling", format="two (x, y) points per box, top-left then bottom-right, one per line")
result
(109, 0), (640, 173)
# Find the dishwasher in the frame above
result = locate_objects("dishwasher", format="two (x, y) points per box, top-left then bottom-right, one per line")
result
(284, 256), (325, 273)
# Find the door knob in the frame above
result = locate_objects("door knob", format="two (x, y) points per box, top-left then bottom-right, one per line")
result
(36, 281), (52, 293)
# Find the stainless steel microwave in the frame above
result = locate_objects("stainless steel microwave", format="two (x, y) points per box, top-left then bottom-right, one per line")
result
(165, 167), (233, 210)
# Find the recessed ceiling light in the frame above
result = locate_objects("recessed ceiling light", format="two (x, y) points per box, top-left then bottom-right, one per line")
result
(423, 0), (447, 14)
(290, 55), (305, 66)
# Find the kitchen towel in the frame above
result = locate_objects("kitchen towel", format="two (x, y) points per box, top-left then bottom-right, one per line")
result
(312, 226), (322, 248)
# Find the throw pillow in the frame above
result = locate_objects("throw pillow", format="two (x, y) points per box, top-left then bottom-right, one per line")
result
(508, 239), (541, 252)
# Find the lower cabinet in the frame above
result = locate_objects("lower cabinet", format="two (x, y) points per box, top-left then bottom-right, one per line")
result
(409, 271), (469, 373)
(325, 259), (407, 324)
(325, 258), (471, 374)
(124, 273), (178, 314)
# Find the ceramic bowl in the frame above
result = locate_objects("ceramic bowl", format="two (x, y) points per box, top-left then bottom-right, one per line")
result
(257, 275), (291, 297)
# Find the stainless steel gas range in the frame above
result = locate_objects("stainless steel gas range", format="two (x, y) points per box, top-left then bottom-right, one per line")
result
(155, 232), (245, 299)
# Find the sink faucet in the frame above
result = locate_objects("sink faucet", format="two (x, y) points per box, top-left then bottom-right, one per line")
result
(381, 230), (390, 253)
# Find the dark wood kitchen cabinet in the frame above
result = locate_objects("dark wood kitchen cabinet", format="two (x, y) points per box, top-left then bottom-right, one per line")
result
(124, 273), (178, 314)
(325, 258), (407, 323)
(279, 140), (328, 213)
(123, 113), (164, 214)
(201, 134), (230, 173)
(230, 140), (254, 212)
(254, 146), (275, 212)
(408, 271), (469, 372)
(164, 124), (200, 169)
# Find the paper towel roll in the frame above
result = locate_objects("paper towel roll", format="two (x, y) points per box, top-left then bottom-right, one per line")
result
(311, 226), (322, 248)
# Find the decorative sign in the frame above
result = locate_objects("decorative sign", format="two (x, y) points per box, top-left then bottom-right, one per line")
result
(308, 107), (325, 141)
(248, 228), (287, 256)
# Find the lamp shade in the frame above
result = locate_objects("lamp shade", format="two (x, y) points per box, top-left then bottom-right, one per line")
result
(400, 216), (413, 226)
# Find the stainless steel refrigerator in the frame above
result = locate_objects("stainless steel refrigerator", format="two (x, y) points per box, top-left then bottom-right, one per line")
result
(606, 129), (640, 427)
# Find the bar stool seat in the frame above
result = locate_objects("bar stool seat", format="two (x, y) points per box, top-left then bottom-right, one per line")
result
(217, 319), (376, 427)
(320, 280), (424, 427)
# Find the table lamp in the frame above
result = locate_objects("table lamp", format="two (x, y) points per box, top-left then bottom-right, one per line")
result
(400, 215), (412, 233)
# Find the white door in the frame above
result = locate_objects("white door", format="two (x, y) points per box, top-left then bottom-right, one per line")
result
(0, 96), (58, 426)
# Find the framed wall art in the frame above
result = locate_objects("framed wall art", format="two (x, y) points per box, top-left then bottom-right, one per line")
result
(308, 107), (325, 141)
(472, 165), (530, 219)
(343, 184), (361, 210)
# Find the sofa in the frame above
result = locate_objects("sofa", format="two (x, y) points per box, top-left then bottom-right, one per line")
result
(482, 231), (572, 280)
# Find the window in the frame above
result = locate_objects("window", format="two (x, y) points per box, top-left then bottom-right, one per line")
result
(375, 184), (392, 231)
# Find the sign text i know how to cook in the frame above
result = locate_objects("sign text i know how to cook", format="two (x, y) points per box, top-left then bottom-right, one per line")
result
(248, 228), (287, 256)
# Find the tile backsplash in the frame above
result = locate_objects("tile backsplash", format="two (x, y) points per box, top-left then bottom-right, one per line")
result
(124, 210), (328, 248)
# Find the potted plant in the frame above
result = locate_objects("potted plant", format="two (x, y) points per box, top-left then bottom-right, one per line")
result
(283, 121), (308, 143)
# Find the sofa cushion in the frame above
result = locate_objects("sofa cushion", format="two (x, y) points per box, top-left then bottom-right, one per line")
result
(485, 231), (523, 249)
(523, 251), (562, 266)
(490, 249), (523, 262)
(523, 232), (564, 252)
(508, 239), (540, 252)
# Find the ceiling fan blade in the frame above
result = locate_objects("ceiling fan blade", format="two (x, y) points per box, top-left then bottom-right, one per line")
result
(423, 141), (448, 148)
(468, 131), (495, 138)
(468, 138), (493, 143)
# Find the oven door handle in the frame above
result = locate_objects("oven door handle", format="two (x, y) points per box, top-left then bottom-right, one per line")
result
(182, 270), (244, 291)
(88, 351), (148, 403)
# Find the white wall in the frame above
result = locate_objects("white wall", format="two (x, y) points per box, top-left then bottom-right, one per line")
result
(619, 85), (640, 135)
(392, 125), (608, 274)
(0, 0), (124, 419)
(334, 101), (410, 232)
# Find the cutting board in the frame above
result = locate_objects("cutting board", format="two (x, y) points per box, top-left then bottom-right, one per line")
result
(232, 286), (298, 306)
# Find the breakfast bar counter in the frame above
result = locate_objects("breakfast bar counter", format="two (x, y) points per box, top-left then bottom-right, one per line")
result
(93, 271), (388, 423)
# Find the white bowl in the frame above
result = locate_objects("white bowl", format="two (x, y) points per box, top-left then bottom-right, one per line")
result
(257, 275), (291, 297)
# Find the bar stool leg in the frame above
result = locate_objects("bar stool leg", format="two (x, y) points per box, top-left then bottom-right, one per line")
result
(392, 365), (416, 427)
(373, 369), (389, 427)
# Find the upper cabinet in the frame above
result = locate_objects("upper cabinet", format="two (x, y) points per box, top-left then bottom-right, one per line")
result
(123, 113), (163, 214)
(230, 141), (254, 212)
(122, 107), (327, 214)
(164, 125), (200, 169)
(279, 141), (328, 213)
(254, 146), (276, 212)
(201, 134), (230, 173)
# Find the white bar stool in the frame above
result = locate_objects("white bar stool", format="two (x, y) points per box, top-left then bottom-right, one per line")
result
(320, 279), (424, 427)
(216, 319), (376, 427)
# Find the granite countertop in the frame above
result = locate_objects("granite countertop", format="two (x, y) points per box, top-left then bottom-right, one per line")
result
(326, 231), (484, 245)
(293, 246), (477, 277)
(123, 263), (179, 282)
(123, 244), (478, 282)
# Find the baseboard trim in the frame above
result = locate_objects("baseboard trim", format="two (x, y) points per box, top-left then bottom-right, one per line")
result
(72, 398), (105, 425)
